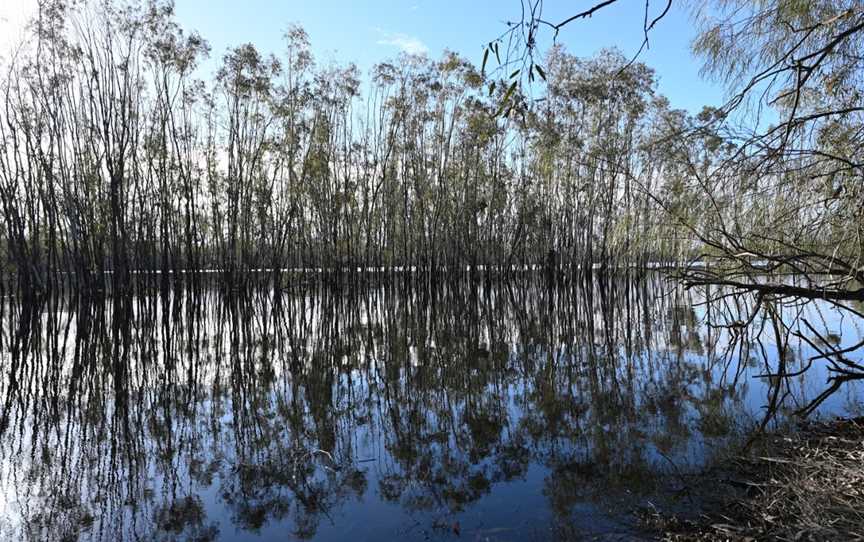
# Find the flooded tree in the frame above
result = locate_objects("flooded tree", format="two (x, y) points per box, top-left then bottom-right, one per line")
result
(0, 1), (863, 540)
(492, 0), (864, 424)
(0, 0), (740, 296)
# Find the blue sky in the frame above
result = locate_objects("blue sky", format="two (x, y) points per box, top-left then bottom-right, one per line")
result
(171, 0), (727, 113)
(0, 0), (726, 113)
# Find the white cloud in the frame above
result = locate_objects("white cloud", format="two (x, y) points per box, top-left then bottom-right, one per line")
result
(376, 31), (428, 56)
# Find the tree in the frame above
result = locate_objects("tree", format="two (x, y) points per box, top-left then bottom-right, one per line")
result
(492, 0), (864, 414)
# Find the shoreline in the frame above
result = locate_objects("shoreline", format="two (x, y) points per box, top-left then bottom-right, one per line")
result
(640, 416), (864, 541)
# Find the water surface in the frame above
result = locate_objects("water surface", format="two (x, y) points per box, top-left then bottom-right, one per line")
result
(0, 273), (861, 541)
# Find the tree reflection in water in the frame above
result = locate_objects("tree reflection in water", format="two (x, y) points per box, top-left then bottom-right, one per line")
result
(0, 273), (861, 541)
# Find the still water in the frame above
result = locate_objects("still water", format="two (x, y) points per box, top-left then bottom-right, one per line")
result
(0, 273), (861, 541)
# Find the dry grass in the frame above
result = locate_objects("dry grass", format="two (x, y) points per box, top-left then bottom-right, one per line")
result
(642, 417), (864, 541)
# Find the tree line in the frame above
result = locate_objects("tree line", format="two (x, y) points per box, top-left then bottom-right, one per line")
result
(0, 0), (860, 298)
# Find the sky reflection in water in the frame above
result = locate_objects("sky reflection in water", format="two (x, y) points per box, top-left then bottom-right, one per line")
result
(0, 273), (861, 541)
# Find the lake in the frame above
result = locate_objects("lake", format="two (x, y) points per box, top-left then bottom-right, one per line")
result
(0, 272), (861, 541)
